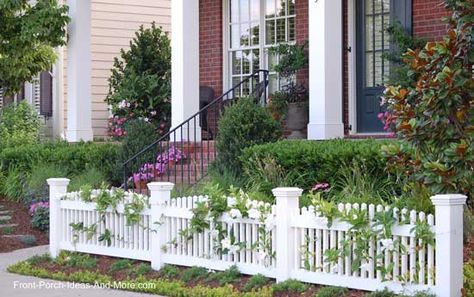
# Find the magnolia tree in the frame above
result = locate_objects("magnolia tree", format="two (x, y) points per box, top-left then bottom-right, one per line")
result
(106, 23), (171, 138)
(381, 0), (473, 201)
(0, 0), (69, 95)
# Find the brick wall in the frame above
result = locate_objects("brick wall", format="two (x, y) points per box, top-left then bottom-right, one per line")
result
(295, 0), (309, 88)
(413, 0), (450, 40)
(199, 0), (223, 96)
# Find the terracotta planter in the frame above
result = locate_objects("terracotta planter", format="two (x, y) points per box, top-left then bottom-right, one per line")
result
(286, 102), (308, 139)
(134, 180), (148, 190)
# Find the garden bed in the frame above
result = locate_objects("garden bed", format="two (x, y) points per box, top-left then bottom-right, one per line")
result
(7, 251), (372, 297)
(0, 197), (48, 252)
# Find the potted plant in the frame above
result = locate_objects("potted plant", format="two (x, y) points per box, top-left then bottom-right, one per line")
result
(269, 41), (309, 139)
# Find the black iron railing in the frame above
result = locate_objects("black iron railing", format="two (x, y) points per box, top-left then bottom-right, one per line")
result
(122, 70), (269, 192)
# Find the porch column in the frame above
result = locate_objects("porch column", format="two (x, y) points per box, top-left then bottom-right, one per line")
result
(171, 0), (201, 141)
(307, 0), (344, 140)
(66, 0), (93, 142)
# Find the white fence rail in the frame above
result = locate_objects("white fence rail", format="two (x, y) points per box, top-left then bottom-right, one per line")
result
(47, 179), (467, 297)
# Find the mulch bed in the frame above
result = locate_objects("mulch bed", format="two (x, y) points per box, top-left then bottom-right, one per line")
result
(32, 253), (367, 297)
(0, 197), (48, 253)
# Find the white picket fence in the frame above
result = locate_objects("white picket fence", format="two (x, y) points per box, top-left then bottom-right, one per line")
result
(47, 179), (467, 297)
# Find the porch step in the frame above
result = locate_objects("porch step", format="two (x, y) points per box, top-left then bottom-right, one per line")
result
(0, 215), (12, 221)
(0, 223), (17, 229)
(0, 210), (12, 215)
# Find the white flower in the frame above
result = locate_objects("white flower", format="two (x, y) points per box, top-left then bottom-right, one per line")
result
(229, 245), (240, 254)
(245, 200), (253, 209)
(144, 117), (149, 122)
(248, 208), (261, 220)
(264, 216), (275, 231)
(118, 100), (129, 109)
(221, 237), (231, 250)
(150, 110), (157, 116)
(227, 197), (236, 207)
(380, 238), (395, 252)
(229, 208), (242, 219)
(257, 251), (267, 262)
(360, 263), (371, 272)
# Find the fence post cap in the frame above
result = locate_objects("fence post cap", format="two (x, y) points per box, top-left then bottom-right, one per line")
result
(148, 182), (175, 192)
(431, 194), (467, 206)
(47, 178), (70, 186)
(272, 187), (303, 197)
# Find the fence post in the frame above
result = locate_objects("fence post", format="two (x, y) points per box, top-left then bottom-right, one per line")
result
(148, 182), (174, 270)
(431, 194), (467, 297)
(272, 187), (303, 283)
(47, 178), (70, 258)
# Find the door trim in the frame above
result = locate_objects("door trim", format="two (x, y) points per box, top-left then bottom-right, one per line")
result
(348, 0), (357, 135)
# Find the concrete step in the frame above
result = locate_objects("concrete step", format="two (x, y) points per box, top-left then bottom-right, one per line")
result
(0, 215), (12, 221)
(0, 223), (18, 229)
(0, 210), (11, 215)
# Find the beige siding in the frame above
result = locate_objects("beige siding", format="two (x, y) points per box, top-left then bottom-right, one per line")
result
(62, 0), (171, 138)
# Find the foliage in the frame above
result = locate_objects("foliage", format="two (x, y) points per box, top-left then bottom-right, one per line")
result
(109, 259), (134, 272)
(268, 91), (289, 122)
(268, 42), (308, 77)
(180, 266), (209, 282)
(242, 274), (270, 292)
(26, 254), (52, 265)
(0, 165), (26, 202)
(106, 23), (171, 137)
(0, 141), (121, 185)
(24, 162), (67, 204)
(31, 205), (49, 231)
(8, 260), (273, 297)
(215, 97), (282, 174)
(19, 235), (37, 246)
(133, 263), (152, 276)
(0, 0), (69, 94)
(315, 286), (348, 297)
(464, 260), (474, 297)
(243, 155), (290, 195)
(383, 22), (426, 87)
(62, 252), (97, 270)
(240, 140), (391, 193)
(68, 167), (108, 192)
(382, 1), (474, 201)
(1, 226), (15, 234)
(0, 102), (42, 148)
(364, 289), (434, 297)
(160, 264), (179, 279)
(207, 265), (241, 286)
(271, 279), (307, 293)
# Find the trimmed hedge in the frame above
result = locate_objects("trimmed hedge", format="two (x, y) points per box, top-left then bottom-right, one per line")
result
(240, 139), (393, 191)
(0, 141), (121, 184)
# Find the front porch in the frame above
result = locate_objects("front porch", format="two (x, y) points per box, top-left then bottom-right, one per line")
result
(171, 0), (346, 140)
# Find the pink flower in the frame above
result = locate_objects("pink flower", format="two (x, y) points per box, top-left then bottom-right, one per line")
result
(312, 182), (330, 192)
(29, 202), (49, 216)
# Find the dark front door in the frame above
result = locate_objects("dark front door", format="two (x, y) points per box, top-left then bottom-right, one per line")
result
(356, 0), (411, 133)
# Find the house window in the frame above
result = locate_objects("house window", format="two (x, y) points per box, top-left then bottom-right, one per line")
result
(227, 0), (296, 96)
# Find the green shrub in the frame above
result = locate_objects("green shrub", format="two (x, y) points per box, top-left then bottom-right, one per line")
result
(215, 97), (282, 174)
(31, 207), (49, 231)
(160, 264), (179, 278)
(242, 274), (270, 292)
(465, 260), (474, 297)
(1, 226), (15, 234)
(120, 119), (159, 174)
(64, 253), (97, 270)
(0, 141), (121, 185)
(315, 286), (348, 297)
(24, 162), (68, 204)
(206, 265), (240, 286)
(69, 167), (108, 192)
(134, 263), (152, 276)
(0, 102), (41, 148)
(109, 259), (134, 272)
(19, 235), (37, 246)
(26, 254), (52, 265)
(180, 266), (209, 282)
(0, 165), (26, 202)
(364, 290), (397, 297)
(271, 279), (307, 293)
(106, 22), (171, 137)
(241, 140), (392, 193)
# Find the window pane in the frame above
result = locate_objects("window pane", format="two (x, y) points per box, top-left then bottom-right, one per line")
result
(268, 51), (278, 70)
(230, 0), (239, 23)
(365, 16), (373, 50)
(231, 25), (240, 48)
(288, 17), (295, 41)
(243, 50), (251, 74)
(374, 0), (383, 14)
(365, 0), (373, 15)
(288, 0), (295, 15)
(232, 51), (242, 75)
(276, 0), (284, 16)
(252, 49), (260, 70)
(240, 0), (249, 22)
(266, 0), (275, 18)
(366, 52), (374, 87)
(240, 23), (250, 46)
(266, 20), (275, 44)
(276, 18), (286, 42)
(268, 74), (278, 94)
(250, 0), (260, 21)
(250, 22), (259, 46)
(232, 77), (242, 97)
(374, 52), (383, 86)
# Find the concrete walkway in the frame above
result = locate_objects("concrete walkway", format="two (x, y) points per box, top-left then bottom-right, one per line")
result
(0, 245), (159, 297)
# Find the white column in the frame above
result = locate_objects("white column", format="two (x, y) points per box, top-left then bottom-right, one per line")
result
(171, 0), (201, 141)
(307, 0), (344, 140)
(431, 194), (467, 297)
(272, 187), (303, 282)
(148, 182), (175, 270)
(47, 178), (70, 258)
(66, 0), (93, 142)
